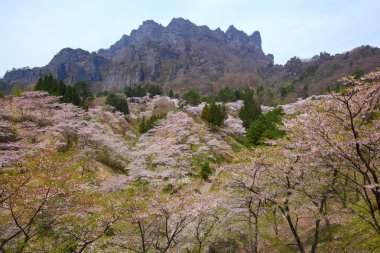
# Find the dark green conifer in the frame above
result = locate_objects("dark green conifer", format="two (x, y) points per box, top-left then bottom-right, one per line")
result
(169, 89), (174, 98)
(238, 89), (262, 129)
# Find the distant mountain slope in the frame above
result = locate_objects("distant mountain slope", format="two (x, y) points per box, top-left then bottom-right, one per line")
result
(2, 18), (380, 101)
(261, 45), (380, 99)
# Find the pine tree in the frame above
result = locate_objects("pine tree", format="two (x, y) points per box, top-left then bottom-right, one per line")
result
(182, 90), (202, 106)
(200, 161), (212, 180)
(50, 79), (58, 94)
(105, 93), (129, 114)
(35, 77), (43, 91)
(74, 81), (92, 100)
(201, 104), (210, 123)
(58, 80), (66, 96)
(71, 89), (81, 106)
(169, 89), (174, 98)
(47, 74), (53, 89)
(139, 117), (146, 133)
(201, 102), (227, 129)
(246, 107), (286, 146)
(41, 75), (49, 91)
(63, 86), (73, 103)
(238, 89), (262, 129)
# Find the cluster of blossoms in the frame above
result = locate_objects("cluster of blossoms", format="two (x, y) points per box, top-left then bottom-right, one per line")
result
(280, 94), (331, 115)
(0, 92), (132, 168)
(128, 95), (179, 119)
(221, 70), (380, 252)
(183, 102), (206, 116)
(223, 114), (246, 135)
(126, 111), (233, 184)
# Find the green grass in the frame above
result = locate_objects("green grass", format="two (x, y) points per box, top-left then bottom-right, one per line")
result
(224, 135), (246, 153)
(317, 216), (380, 253)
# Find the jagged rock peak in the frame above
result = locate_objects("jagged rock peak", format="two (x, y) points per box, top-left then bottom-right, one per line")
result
(226, 25), (248, 44)
(137, 19), (164, 31)
(142, 19), (160, 26)
(57, 47), (89, 55)
(130, 20), (164, 42)
(168, 17), (195, 28)
(214, 27), (223, 33)
(49, 48), (90, 66)
(226, 25), (248, 35)
(249, 31), (262, 46)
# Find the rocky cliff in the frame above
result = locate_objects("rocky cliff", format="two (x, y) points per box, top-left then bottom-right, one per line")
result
(3, 18), (380, 98)
(3, 18), (272, 92)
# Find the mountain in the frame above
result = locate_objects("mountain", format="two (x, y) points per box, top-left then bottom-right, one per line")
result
(3, 18), (272, 93)
(2, 18), (380, 100)
(262, 45), (380, 100)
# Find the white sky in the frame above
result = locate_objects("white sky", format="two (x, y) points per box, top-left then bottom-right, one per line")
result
(1, 0), (379, 77)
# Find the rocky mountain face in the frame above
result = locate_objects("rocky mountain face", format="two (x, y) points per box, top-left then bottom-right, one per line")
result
(262, 45), (380, 97)
(3, 18), (272, 93)
(3, 18), (380, 99)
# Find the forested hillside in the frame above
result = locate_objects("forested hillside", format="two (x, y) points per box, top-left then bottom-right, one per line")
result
(0, 71), (379, 252)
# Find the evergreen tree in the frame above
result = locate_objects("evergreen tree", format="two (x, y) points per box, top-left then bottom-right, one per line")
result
(238, 89), (262, 129)
(234, 89), (242, 100)
(200, 161), (212, 180)
(124, 84), (147, 97)
(105, 93), (129, 114)
(47, 74), (53, 89)
(216, 86), (238, 102)
(58, 80), (66, 96)
(246, 107), (286, 146)
(201, 104), (210, 123)
(139, 114), (165, 133)
(41, 75), (49, 91)
(50, 79), (58, 95)
(71, 89), (81, 106)
(74, 81), (92, 100)
(169, 89), (174, 98)
(201, 102), (227, 129)
(148, 84), (163, 97)
(182, 90), (202, 106)
(139, 117), (146, 134)
(34, 74), (91, 108)
(63, 86), (73, 103)
(35, 77), (43, 91)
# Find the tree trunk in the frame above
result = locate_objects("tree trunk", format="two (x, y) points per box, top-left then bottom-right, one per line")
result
(285, 214), (305, 253)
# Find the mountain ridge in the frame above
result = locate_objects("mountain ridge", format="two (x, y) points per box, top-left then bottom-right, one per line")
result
(1, 18), (272, 91)
(2, 18), (380, 101)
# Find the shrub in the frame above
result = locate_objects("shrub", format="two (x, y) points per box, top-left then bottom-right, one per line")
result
(11, 87), (23, 97)
(280, 82), (294, 97)
(200, 160), (212, 180)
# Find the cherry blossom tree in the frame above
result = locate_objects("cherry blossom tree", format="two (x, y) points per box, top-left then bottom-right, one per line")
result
(284, 71), (380, 233)
(0, 147), (86, 252)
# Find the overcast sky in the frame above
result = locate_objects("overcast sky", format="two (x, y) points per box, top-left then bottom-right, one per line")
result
(1, 0), (379, 77)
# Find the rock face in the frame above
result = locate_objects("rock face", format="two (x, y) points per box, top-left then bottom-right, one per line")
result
(3, 18), (380, 98)
(262, 45), (380, 96)
(3, 18), (272, 92)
